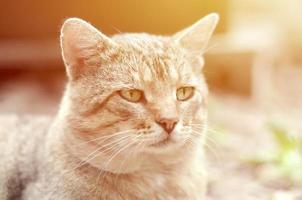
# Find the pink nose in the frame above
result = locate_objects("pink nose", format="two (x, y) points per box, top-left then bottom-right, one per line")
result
(156, 117), (179, 134)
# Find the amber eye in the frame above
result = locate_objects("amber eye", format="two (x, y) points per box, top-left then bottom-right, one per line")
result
(176, 86), (195, 101)
(119, 89), (143, 102)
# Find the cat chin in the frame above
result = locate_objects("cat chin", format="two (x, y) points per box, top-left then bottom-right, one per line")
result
(143, 137), (186, 154)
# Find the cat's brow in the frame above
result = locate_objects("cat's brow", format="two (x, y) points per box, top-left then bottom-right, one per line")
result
(81, 92), (116, 117)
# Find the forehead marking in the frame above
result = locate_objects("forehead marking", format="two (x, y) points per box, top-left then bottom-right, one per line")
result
(140, 54), (180, 84)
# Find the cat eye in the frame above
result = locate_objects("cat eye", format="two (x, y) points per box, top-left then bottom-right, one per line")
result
(119, 89), (143, 103)
(176, 86), (195, 101)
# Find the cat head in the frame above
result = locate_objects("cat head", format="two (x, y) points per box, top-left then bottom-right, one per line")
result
(59, 14), (219, 172)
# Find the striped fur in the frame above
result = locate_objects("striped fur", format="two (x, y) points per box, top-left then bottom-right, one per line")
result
(0, 13), (219, 199)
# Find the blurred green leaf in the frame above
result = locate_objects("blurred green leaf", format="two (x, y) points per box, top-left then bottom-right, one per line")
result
(268, 123), (296, 151)
(245, 122), (302, 186)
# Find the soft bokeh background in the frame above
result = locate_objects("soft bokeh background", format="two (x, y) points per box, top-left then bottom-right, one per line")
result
(0, 1), (301, 199)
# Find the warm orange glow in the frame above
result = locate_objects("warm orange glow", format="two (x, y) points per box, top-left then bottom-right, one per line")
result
(0, 0), (227, 39)
(0, 1), (301, 199)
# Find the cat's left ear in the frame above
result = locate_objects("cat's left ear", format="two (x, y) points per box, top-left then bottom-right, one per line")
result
(172, 13), (219, 54)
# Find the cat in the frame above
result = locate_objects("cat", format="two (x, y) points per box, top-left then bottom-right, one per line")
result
(0, 13), (219, 200)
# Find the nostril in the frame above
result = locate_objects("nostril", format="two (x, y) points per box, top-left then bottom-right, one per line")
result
(156, 118), (179, 134)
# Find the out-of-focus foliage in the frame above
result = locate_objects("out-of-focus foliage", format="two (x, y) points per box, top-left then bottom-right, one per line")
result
(247, 122), (302, 185)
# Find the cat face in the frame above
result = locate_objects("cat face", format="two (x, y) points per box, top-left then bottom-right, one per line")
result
(59, 14), (218, 171)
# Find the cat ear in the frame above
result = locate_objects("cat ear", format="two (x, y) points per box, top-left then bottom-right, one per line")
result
(60, 18), (118, 80)
(172, 13), (219, 54)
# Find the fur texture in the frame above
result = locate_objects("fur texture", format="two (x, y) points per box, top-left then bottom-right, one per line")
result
(0, 13), (219, 199)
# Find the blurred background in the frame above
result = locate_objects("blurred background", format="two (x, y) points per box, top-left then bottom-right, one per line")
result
(0, 0), (301, 199)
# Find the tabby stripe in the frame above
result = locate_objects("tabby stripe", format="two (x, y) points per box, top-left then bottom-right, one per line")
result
(81, 92), (116, 117)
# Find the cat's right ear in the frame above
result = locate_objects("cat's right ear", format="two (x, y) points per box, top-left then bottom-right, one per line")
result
(60, 18), (118, 80)
(172, 13), (219, 54)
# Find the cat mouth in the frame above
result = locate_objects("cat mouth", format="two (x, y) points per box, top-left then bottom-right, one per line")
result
(150, 137), (173, 148)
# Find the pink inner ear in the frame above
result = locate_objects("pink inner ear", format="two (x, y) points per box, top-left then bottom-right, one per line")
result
(63, 37), (119, 81)
(62, 36), (90, 80)
(60, 18), (117, 80)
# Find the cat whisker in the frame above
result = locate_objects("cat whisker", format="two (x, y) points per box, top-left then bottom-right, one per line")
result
(95, 133), (135, 152)
(188, 123), (225, 137)
(91, 134), (145, 194)
(184, 131), (222, 164)
(190, 130), (223, 164)
(203, 142), (223, 166)
(71, 135), (138, 195)
(183, 136), (199, 152)
(190, 128), (221, 148)
(71, 129), (134, 147)
(62, 134), (134, 176)
(192, 124), (222, 140)
(95, 135), (141, 192)
(113, 135), (145, 184)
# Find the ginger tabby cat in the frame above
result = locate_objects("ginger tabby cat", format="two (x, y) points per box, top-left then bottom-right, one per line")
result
(0, 13), (219, 199)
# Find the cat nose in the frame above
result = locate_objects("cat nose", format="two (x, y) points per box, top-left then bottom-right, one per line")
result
(156, 117), (179, 134)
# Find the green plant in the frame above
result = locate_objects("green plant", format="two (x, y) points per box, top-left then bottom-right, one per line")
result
(246, 122), (302, 185)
